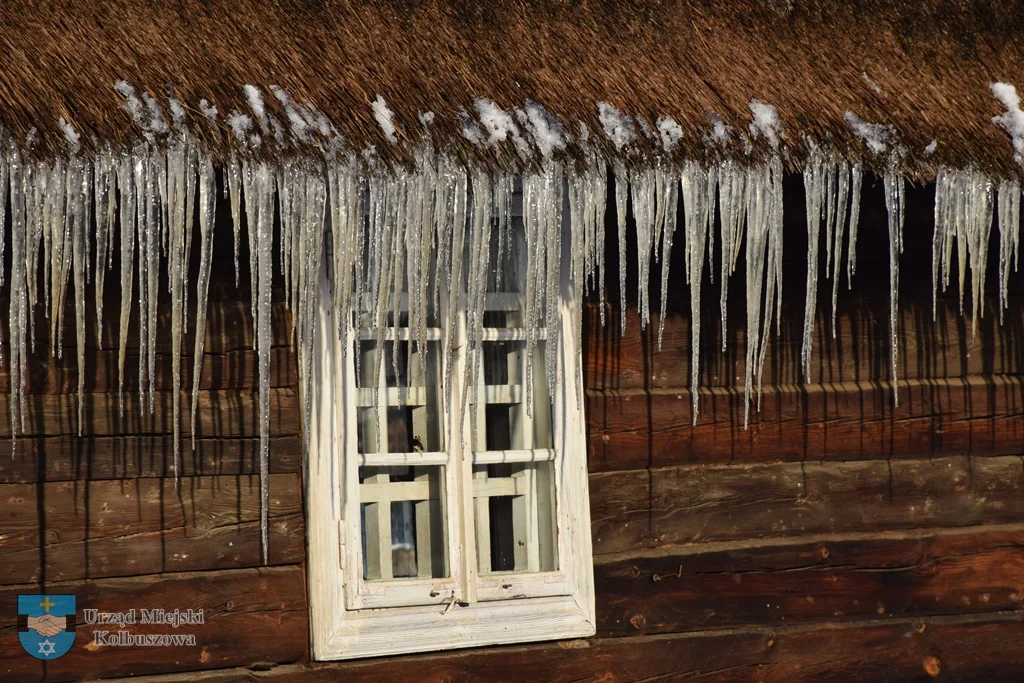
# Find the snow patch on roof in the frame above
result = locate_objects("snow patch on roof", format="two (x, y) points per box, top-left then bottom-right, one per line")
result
(657, 117), (683, 152)
(58, 117), (80, 151)
(227, 112), (254, 142)
(456, 109), (484, 146)
(419, 111), (435, 128)
(598, 102), (635, 151)
(199, 99), (218, 120)
(114, 81), (147, 131)
(991, 82), (1024, 166)
(244, 85), (266, 123)
(523, 102), (568, 158)
(924, 139), (937, 155)
(844, 111), (895, 154)
(169, 98), (186, 129)
(371, 95), (398, 144)
(707, 113), (731, 145)
(748, 99), (782, 149)
(861, 72), (882, 94)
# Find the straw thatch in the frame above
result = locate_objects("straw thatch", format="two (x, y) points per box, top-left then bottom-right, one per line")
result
(1, 0), (1023, 177)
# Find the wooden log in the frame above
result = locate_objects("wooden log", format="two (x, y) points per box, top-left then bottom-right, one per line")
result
(587, 376), (1024, 472)
(584, 295), (1024, 391)
(0, 435), (303, 483)
(595, 524), (1024, 636)
(15, 346), (295, 395)
(3, 298), (292, 355)
(0, 566), (307, 682)
(0, 474), (303, 584)
(588, 455), (1024, 556)
(90, 612), (1024, 683)
(0, 387), (300, 438)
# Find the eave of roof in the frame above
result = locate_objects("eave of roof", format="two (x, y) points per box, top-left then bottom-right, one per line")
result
(2, 0), (1023, 179)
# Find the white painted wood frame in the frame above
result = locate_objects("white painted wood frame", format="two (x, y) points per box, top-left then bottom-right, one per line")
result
(306, 196), (595, 661)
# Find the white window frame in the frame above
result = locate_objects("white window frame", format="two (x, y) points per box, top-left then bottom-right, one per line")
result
(306, 199), (595, 660)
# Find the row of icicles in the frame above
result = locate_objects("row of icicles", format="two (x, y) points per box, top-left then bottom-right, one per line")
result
(0, 136), (1019, 561)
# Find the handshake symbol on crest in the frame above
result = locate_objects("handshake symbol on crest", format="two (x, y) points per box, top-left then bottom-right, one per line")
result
(27, 614), (67, 637)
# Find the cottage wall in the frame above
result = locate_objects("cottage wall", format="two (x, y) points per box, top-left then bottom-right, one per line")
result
(3, 175), (1024, 681)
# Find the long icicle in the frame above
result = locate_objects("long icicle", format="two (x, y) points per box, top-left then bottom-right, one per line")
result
(191, 155), (216, 449)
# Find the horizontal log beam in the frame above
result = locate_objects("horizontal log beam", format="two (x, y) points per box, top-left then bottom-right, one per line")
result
(589, 455), (1024, 556)
(0, 474), (303, 584)
(0, 566), (307, 682)
(0, 387), (299, 438)
(90, 612), (1024, 683)
(595, 524), (1024, 636)
(0, 435), (303, 483)
(587, 376), (1024, 471)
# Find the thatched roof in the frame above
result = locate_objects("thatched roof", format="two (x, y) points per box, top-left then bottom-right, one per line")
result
(3, 0), (1024, 177)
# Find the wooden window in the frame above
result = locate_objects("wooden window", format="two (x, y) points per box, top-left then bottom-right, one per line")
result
(306, 193), (595, 660)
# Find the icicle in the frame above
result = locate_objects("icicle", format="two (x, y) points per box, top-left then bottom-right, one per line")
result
(847, 162), (863, 284)
(613, 161), (629, 334)
(146, 152), (161, 413)
(718, 159), (746, 351)
(830, 163), (850, 336)
(166, 138), (193, 481)
(7, 142), (28, 441)
(883, 168), (904, 406)
(241, 161), (276, 565)
(543, 162), (564, 397)
(998, 180), (1021, 320)
(227, 156), (243, 287)
(757, 156), (785, 410)
(568, 170), (587, 405)
(191, 155), (216, 449)
(94, 149), (116, 339)
(71, 158), (90, 434)
(657, 165), (679, 350)
(464, 171), (493, 440)
(49, 159), (70, 356)
(801, 150), (824, 380)
(631, 168), (656, 330)
(117, 150), (137, 414)
(681, 162), (711, 424)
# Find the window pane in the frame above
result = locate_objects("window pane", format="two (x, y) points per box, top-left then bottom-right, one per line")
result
(356, 340), (443, 453)
(359, 466), (447, 580)
(472, 341), (552, 451)
(472, 462), (557, 575)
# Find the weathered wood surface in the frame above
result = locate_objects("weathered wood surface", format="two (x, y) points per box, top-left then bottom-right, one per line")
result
(0, 474), (303, 584)
(10, 346), (296, 395)
(0, 388), (299, 438)
(0, 435), (303, 483)
(589, 455), (1024, 556)
(587, 376), (1024, 472)
(596, 524), (1024, 636)
(584, 297), (1024, 390)
(0, 566), (307, 683)
(7, 298), (292, 355)
(95, 612), (1024, 682)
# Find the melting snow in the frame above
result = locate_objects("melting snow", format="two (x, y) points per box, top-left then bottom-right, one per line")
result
(598, 102), (635, 150)
(371, 94), (398, 144)
(991, 82), (1024, 165)
(844, 112), (894, 154)
(748, 99), (782, 149)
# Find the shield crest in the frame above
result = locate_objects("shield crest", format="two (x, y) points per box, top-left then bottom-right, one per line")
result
(18, 595), (76, 659)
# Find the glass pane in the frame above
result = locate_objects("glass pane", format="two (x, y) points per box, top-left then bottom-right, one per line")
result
(356, 340), (443, 453)
(360, 466), (447, 580)
(472, 462), (557, 575)
(472, 341), (552, 451)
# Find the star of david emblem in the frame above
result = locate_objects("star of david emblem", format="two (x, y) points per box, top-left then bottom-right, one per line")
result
(38, 639), (57, 657)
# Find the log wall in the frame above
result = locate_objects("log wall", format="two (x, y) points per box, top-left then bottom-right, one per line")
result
(3, 176), (1024, 681)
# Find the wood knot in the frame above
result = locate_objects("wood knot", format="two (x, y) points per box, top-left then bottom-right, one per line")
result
(923, 656), (941, 678)
(629, 565), (642, 578)
(952, 471), (969, 492)
(817, 544), (830, 560)
(915, 621), (927, 634)
(629, 613), (647, 630)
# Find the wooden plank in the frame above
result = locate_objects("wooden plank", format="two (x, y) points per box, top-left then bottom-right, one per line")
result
(14, 346), (295, 395)
(588, 455), (1024, 556)
(10, 298), (293, 355)
(0, 435), (303, 483)
(0, 474), (303, 584)
(595, 524), (1024, 636)
(587, 376), (1024, 472)
(0, 566), (307, 683)
(0, 388), (299, 438)
(91, 612), (1024, 683)
(583, 292), (1024, 391)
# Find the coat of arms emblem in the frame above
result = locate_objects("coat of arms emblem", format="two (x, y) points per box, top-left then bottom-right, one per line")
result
(18, 595), (76, 659)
